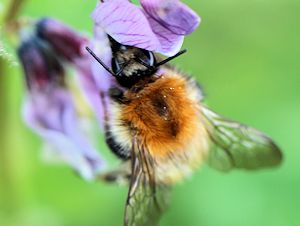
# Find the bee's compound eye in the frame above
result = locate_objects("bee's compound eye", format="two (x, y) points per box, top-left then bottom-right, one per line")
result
(120, 45), (127, 51)
(111, 58), (121, 75)
(142, 50), (155, 67)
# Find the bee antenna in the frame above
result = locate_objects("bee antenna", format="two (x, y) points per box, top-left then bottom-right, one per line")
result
(85, 46), (116, 77)
(155, 49), (187, 68)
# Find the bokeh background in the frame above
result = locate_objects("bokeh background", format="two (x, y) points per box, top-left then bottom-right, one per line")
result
(0, 0), (299, 225)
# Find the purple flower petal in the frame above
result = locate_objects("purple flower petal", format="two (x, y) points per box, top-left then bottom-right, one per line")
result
(90, 25), (114, 92)
(78, 26), (115, 129)
(18, 37), (65, 90)
(35, 17), (113, 130)
(18, 36), (106, 180)
(22, 90), (105, 180)
(74, 58), (110, 130)
(92, 0), (160, 52)
(140, 0), (201, 35)
(36, 18), (88, 61)
(144, 12), (184, 56)
(61, 96), (105, 174)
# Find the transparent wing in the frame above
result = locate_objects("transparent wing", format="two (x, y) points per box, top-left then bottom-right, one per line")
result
(201, 106), (283, 172)
(124, 138), (170, 226)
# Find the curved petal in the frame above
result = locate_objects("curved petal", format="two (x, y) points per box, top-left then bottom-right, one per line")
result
(92, 0), (160, 52)
(85, 26), (115, 129)
(36, 18), (88, 61)
(22, 90), (106, 180)
(61, 98), (105, 174)
(74, 66), (108, 130)
(145, 13), (184, 56)
(23, 97), (95, 180)
(38, 128), (99, 180)
(90, 26), (113, 92)
(141, 0), (201, 35)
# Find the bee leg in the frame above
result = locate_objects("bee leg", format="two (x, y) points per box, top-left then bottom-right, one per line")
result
(97, 161), (131, 185)
(109, 87), (124, 103)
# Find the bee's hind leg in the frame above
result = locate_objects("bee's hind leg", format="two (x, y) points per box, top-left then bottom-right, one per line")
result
(97, 161), (131, 185)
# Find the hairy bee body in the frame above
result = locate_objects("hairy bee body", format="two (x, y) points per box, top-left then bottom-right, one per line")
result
(87, 38), (282, 226)
(108, 67), (210, 184)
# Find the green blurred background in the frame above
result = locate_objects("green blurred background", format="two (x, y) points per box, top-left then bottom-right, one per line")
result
(0, 0), (299, 225)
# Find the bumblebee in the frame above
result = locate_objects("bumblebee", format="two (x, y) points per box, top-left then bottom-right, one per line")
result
(86, 37), (282, 226)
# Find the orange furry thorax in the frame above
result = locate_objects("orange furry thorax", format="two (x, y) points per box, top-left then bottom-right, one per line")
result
(121, 71), (201, 158)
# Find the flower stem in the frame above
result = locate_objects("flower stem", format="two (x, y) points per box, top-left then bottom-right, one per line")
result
(4, 0), (26, 28)
(0, 60), (17, 213)
(0, 0), (26, 41)
(0, 0), (26, 214)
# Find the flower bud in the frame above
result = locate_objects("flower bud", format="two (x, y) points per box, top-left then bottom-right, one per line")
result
(17, 37), (65, 90)
(36, 18), (88, 62)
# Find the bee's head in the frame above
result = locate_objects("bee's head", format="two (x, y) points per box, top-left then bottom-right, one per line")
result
(109, 36), (157, 88)
(86, 36), (186, 89)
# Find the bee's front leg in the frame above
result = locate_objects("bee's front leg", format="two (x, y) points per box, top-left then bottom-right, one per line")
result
(109, 87), (125, 103)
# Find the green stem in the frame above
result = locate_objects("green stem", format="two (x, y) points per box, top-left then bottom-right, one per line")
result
(0, 0), (26, 214)
(0, 58), (16, 213)
(4, 0), (26, 28)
